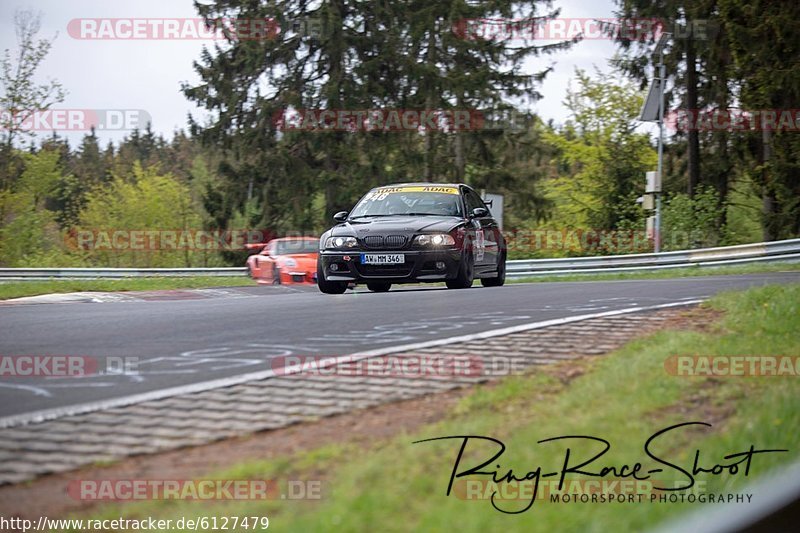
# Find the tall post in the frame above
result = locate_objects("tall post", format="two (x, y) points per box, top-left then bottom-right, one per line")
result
(639, 33), (670, 253)
(655, 56), (666, 253)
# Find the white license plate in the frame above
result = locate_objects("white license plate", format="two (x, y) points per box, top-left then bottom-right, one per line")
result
(361, 253), (405, 265)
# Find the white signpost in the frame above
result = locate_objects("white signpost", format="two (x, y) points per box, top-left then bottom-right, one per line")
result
(482, 192), (504, 230)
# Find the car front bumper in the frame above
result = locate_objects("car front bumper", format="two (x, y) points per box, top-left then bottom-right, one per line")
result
(278, 270), (317, 284)
(319, 249), (461, 283)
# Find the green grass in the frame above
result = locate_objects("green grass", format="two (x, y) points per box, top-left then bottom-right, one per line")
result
(509, 261), (800, 284)
(61, 284), (800, 532)
(0, 276), (256, 300)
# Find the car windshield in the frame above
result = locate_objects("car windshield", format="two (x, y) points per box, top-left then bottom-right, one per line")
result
(273, 240), (318, 255)
(349, 187), (463, 218)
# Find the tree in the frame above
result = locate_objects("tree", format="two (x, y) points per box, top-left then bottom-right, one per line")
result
(77, 164), (210, 267)
(719, 0), (800, 240)
(660, 185), (721, 250)
(0, 148), (66, 266)
(183, 0), (573, 230)
(0, 9), (65, 188)
(542, 69), (656, 248)
(614, 0), (800, 241)
(611, 0), (714, 198)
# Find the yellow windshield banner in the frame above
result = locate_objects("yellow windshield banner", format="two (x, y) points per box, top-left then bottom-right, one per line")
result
(371, 186), (459, 195)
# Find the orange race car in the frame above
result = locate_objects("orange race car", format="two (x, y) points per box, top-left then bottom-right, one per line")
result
(245, 237), (319, 284)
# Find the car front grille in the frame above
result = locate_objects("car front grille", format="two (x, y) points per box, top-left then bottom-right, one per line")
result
(363, 236), (384, 248)
(362, 234), (408, 249)
(384, 235), (407, 248)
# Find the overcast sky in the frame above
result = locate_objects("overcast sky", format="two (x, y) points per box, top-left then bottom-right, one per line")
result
(0, 0), (632, 146)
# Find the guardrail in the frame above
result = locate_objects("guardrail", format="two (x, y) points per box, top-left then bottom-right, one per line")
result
(505, 237), (800, 278)
(0, 238), (798, 281)
(0, 267), (247, 281)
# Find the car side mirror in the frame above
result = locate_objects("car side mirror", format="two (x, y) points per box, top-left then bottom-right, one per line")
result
(470, 207), (488, 218)
(333, 211), (349, 222)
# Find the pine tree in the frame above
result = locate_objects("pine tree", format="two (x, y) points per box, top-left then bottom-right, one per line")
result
(183, 0), (573, 227)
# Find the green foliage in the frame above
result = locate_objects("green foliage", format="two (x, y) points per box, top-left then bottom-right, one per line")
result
(722, 176), (763, 245)
(537, 69), (655, 255)
(615, 0), (800, 241)
(661, 185), (721, 250)
(0, 149), (75, 266)
(16, 149), (60, 206)
(77, 164), (218, 267)
(0, 200), (57, 266)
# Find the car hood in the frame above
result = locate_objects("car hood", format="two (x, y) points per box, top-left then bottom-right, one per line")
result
(329, 216), (463, 238)
(275, 253), (317, 265)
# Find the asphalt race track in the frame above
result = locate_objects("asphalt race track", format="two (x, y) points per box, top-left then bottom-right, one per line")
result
(0, 272), (798, 418)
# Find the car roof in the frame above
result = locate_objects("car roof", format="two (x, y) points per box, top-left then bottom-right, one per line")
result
(371, 182), (468, 190)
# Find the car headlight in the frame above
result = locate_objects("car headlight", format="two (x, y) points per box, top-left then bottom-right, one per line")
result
(325, 236), (358, 249)
(283, 258), (297, 268)
(414, 234), (455, 246)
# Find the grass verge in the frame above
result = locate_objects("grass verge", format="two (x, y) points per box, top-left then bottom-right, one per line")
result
(0, 277), (256, 300)
(63, 283), (800, 532)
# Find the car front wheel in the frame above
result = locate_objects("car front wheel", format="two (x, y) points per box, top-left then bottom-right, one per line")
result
(446, 242), (474, 289)
(481, 251), (506, 287)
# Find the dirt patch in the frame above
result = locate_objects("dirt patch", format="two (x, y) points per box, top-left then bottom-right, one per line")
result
(656, 378), (738, 427)
(660, 304), (724, 334)
(548, 364), (588, 385)
(650, 305), (736, 428)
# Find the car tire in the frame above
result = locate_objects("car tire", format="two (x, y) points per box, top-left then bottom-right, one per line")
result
(446, 242), (474, 289)
(481, 251), (506, 287)
(367, 282), (391, 292)
(317, 257), (348, 294)
(272, 265), (282, 285)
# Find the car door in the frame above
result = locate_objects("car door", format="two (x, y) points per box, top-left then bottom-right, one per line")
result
(478, 193), (503, 267)
(264, 242), (280, 283)
(462, 187), (498, 268)
(250, 246), (265, 278)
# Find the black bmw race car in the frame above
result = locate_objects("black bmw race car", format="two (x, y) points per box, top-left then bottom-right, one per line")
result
(317, 183), (506, 294)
